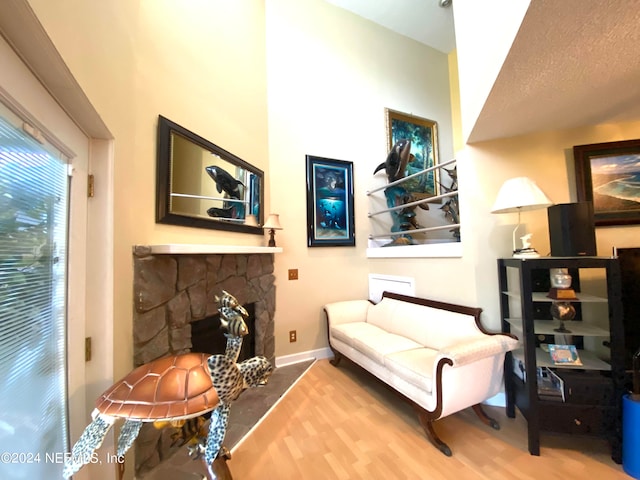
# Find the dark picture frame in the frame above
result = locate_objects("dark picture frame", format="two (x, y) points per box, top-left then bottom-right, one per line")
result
(305, 155), (355, 247)
(156, 115), (264, 234)
(574, 139), (640, 226)
(385, 108), (439, 197)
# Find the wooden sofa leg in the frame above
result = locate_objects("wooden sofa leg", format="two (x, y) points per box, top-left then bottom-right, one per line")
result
(414, 406), (452, 457)
(472, 404), (500, 430)
(329, 349), (342, 366)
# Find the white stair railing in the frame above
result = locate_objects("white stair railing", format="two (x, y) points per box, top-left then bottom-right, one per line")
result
(367, 159), (459, 242)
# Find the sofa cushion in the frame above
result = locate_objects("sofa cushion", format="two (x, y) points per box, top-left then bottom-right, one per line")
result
(330, 322), (387, 348)
(367, 297), (483, 350)
(352, 333), (422, 365)
(366, 297), (397, 332)
(384, 347), (439, 393)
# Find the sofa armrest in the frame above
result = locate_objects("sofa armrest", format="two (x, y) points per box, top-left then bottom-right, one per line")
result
(438, 334), (519, 367)
(323, 300), (371, 326)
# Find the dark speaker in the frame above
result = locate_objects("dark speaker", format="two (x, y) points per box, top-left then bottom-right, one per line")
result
(547, 202), (596, 256)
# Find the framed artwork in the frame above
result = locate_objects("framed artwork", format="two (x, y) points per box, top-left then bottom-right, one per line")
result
(385, 108), (439, 197)
(305, 155), (355, 247)
(574, 139), (640, 226)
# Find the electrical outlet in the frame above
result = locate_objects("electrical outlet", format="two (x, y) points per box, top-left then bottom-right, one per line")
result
(288, 269), (299, 280)
(289, 330), (297, 342)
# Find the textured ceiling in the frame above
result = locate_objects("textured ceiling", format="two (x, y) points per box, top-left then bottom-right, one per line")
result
(324, 0), (640, 143)
(469, 0), (640, 142)
(323, 0), (456, 53)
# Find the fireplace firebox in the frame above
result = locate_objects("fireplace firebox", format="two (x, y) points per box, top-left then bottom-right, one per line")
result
(191, 303), (256, 361)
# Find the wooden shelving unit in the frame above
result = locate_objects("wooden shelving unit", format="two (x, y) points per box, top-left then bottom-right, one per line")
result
(497, 256), (625, 463)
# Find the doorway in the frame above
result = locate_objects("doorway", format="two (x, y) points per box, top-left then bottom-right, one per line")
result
(0, 19), (113, 479)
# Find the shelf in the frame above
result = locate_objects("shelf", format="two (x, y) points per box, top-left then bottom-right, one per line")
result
(498, 257), (624, 461)
(501, 291), (607, 303)
(500, 256), (615, 268)
(133, 244), (283, 255)
(512, 347), (611, 370)
(505, 318), (610, 337)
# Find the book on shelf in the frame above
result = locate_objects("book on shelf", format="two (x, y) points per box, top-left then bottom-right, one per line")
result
(548, 344), (582, 366)
(537, 367), (565, 402)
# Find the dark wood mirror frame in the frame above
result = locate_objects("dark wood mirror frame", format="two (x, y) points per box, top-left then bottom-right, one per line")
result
(156, 115), (264, 234)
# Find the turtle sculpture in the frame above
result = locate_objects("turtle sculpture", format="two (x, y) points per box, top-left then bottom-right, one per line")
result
(62, 291), (272, 479)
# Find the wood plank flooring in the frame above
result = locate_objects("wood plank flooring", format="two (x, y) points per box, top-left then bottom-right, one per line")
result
(228, 359), (627, 479)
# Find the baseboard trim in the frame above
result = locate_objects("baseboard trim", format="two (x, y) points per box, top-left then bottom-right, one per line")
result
(275, 347), (333, 368)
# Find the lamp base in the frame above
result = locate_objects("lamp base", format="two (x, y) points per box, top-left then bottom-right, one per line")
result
(267, 228), (276, 248)
(513, 248), (540, 258)
(553, 322), (572, 333)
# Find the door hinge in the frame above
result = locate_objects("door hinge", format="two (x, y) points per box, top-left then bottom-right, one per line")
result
(87, 174), (95, 198)
(85, 337), (92, 362)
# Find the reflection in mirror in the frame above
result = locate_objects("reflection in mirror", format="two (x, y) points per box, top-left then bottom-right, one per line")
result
(156, 116), (264, 234)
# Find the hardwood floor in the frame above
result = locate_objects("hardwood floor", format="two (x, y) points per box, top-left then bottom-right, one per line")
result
(228, 359), (627, 479)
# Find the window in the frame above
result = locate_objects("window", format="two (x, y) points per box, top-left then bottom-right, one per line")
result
(0, 113), (69, 477)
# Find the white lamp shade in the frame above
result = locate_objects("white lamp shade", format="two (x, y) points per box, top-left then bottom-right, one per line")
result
(263, 213), (282, 230)
(491, 177), (553, 214)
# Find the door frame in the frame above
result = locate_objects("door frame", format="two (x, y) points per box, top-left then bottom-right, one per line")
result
(0, 3), (114, 479)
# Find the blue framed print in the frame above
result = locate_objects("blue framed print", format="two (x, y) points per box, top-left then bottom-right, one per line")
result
(305, 155), (355, 247)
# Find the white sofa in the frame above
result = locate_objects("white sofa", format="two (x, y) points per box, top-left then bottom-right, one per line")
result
(324, 291), (519, 456)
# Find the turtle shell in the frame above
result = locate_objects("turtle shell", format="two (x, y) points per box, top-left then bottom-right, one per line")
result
(96, 353), (219, 421)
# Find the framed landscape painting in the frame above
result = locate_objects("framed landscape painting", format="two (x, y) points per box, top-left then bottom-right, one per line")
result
(385, 108), (439, 197)
(574, 139), (640, 226)
(305, 155), (355, 247)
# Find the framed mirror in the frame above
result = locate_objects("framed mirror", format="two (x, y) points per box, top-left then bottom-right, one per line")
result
(156, 115), (264, 234)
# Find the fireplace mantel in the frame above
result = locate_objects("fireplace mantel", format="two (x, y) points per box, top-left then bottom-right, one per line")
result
(134, 244), (283, 255)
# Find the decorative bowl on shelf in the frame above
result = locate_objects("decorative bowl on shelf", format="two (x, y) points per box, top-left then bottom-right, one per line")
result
(551, 271), (572, 289)
(547, 268), (577, 300)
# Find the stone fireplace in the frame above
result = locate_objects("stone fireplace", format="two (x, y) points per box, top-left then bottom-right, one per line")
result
(131, 244), (278, 476)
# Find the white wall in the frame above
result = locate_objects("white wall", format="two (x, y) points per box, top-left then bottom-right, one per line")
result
(266, 0), (459, 356)
(453, 0), (530, 142)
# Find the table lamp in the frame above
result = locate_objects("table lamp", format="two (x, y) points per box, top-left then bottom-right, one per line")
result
(263, 213), (282, 247)
(491, 177), (553, 258)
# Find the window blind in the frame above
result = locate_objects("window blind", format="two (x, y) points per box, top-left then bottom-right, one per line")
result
(0, 114), (69, 478)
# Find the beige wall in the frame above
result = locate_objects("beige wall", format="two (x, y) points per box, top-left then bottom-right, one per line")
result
(24, 0), (640, 368)
(448, 50), (463, 154)
(467, 120), (640, 330)
(27, 0), (269, 382)
(265, 0), (458, 357)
